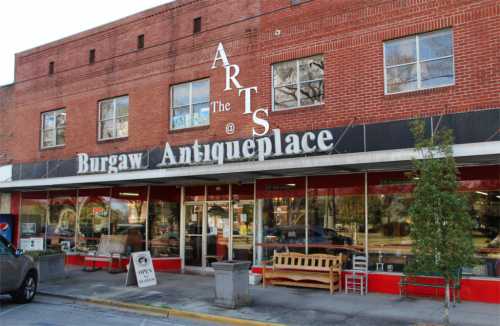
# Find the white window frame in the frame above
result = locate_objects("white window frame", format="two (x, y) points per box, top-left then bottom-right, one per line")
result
(170, 79), (210, 131)
(40, 108), (66, 149)
(383, 29), (455, 95)
(98, 95), (129, 141)
(272, 55), (324, 111)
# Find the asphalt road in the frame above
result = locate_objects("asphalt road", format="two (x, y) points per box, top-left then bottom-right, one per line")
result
(0, 295), (221, 326)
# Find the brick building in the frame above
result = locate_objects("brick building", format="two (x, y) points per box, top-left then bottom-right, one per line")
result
(0, 0), (498, 303)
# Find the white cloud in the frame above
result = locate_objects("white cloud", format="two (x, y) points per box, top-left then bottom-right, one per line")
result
(0, 0), (173, 86)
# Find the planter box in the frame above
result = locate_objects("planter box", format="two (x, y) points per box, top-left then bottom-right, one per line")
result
(213, 261), (251, 309)
(35, 254), (66, 282)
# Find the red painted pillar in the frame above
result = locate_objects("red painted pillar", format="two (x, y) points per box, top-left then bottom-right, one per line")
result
(10, 192), (21, 247)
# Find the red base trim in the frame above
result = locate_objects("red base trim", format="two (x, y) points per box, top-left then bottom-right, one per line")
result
(65, 254), (182, 273)
(251, 267), (500, 304)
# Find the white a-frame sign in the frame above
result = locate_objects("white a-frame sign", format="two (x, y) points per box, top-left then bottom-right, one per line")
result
(125, 251), (157, 288)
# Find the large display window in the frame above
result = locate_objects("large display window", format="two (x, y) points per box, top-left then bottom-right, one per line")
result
(256, 177), (306, 264)
(77, 188), (110, 252)
(20, 192), (48, 249)
(110, 187), (147, 253)
(308, 174), (365, 259)
(47, 190), (77, 250)
(148, 186), (180, 257)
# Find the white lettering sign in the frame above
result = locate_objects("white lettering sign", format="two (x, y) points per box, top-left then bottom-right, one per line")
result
(155, 128), (335, 168)
(78, 153), (144, 174)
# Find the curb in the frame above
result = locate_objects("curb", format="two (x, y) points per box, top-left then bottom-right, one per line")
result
(39, 291), (284, 326)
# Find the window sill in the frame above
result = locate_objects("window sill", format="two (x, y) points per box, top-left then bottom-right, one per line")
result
(271, 103), (325, 114)
(40, 145), (65, 151)
(169, 125), (210, 134)
(384, 84), (454, 98)
(97, 137), (128, 144)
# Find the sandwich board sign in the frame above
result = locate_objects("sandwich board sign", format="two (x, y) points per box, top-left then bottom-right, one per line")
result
(125, 251), (157, 288)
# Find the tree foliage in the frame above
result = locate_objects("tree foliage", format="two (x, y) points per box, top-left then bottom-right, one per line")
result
(407, 119), (475, 282)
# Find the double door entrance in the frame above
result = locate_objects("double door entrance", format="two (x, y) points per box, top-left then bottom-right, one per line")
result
(184, 200), (253, 271)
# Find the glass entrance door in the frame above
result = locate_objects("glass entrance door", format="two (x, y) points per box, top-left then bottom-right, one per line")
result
(185, 204), (204, 267)
(206, 202), (229, 267)
(232, 201), (254, 262)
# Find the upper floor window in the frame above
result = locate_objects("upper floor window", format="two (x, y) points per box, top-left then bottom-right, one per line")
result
(48, 61), (55, 75)
(89, 49), (96, 64)
(137, 34), (145, 50)
(273, 55), (324, 111)
(384, 29), (454, 94)
(193, 17), (202, 34)
(41, 109), (66, 149)
(170, 79), (210, 130)
(98, 96), (129, 141)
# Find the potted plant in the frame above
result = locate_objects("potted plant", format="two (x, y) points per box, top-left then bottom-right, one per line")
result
(25, 248), (66, 282)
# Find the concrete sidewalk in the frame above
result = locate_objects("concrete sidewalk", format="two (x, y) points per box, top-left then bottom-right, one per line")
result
(38, 267), (499, 326)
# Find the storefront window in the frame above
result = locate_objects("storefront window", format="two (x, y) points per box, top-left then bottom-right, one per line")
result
(459, 166), (500, 278)
(464, 189), (500, 277)
(148, 186), (180, 257)
(232, 184), (254, 262)
(110, 187), (147, 254)
(367, 172), (414, 272)
(47, 190), (77, 251)
(77, 188), (110, 252)
(20, 192), (48, 250)
(256, 178), (306, 264)
(308, 175), (365, 263)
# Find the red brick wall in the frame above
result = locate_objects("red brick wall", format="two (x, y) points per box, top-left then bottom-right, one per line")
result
(1, 0), (498, 165)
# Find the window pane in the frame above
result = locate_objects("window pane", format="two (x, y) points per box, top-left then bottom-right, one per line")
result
(100, 120), (115, 139)
(368, 192), (413, 273)
(172, 84), (190, 107)
(43, 113), (55, 129)
(299, 81), (324, 106)
(56, 111), (66, 128)
(42, 130), (55, 147)
(47, 193), (76, 250)
(384, 37), (416, 66)
(419, 30), (452, 61)
(116, 117), (128, 138)
(77, 192), (110, 252)
(299, 56), (324, 82)
(110, 191), (147, 253)
(100, 101), (114, 120)
(20, 195), (48, 243)
(420, 57), (454, 88)
(261, 197), (306, 260)
(115, 97), (129, 117)
(149, 200), (180, 258)
(56, 128), (65, 145)
(192, 103), (209, 126)
(274, 85), (298, 110)
(273, 61), (297, 87)
(386, 63), (417, 93)
(172, 106), (190, 129)
(192, 79), (209, 104)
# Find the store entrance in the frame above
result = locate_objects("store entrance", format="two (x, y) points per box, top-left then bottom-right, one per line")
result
(184, 201), (231, 270)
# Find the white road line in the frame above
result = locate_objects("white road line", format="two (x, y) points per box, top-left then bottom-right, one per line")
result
(0, 304), (26, 317)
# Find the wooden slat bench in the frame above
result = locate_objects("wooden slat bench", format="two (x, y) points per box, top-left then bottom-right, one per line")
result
(262, 252), (343, 294)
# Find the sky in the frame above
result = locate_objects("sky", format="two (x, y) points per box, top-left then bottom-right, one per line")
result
(0, 0), (173, 86)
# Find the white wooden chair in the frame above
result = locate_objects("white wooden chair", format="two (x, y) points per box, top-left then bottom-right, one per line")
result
(345, 255), (368, 295)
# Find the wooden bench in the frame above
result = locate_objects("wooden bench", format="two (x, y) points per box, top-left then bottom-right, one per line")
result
(400, 270), (461, 305)
(262, 252), (343, 294)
